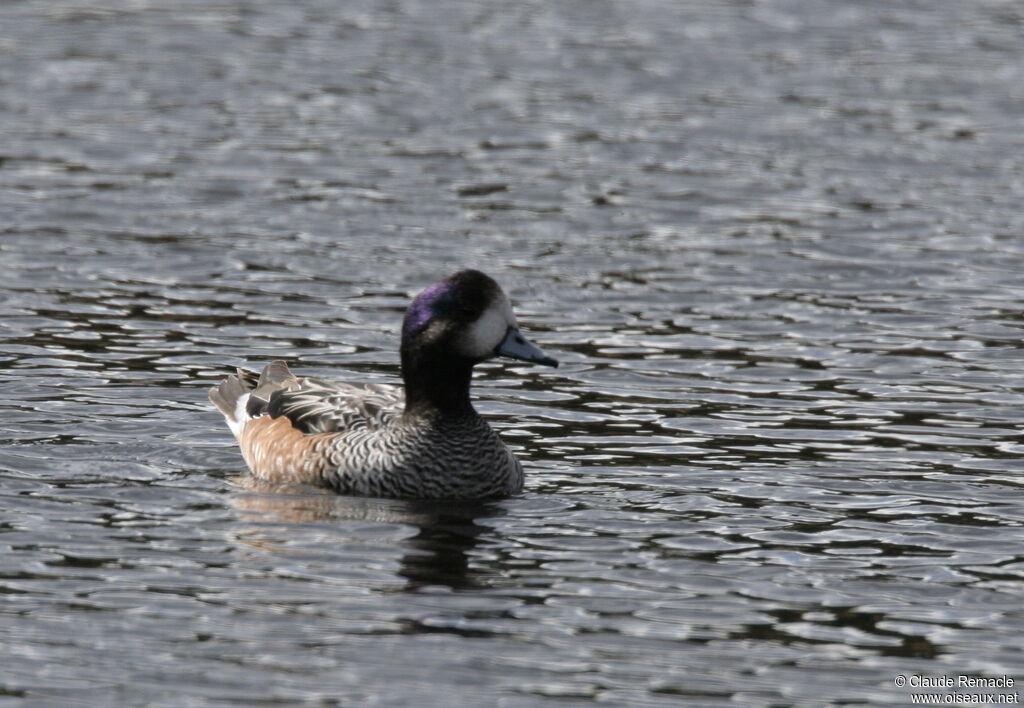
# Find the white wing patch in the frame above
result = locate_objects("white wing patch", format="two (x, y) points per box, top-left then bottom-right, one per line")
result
(228, 392), (251, 439)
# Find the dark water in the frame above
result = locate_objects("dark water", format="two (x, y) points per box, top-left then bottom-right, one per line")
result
(3, 1), (1024, 705)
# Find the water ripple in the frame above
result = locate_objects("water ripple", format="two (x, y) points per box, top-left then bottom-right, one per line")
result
(3, 0), (1024, 705)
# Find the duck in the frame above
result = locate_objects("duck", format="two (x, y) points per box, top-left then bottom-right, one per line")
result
(209, 269), (558, 500)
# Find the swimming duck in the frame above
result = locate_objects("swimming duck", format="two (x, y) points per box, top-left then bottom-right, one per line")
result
(209, 270), (558, 500)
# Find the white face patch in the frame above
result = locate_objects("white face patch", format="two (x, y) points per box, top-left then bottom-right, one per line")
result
(459, 293), (516, 359)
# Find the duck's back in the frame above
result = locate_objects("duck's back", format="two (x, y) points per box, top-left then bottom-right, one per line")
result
(209, 361), (523, 499)
(265, 374), (404, 434)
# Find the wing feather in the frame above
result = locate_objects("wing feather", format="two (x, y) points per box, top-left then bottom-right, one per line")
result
(266, 375), (404, 434)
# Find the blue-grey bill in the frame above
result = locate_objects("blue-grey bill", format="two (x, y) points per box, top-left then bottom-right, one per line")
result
(496, 327), (559, 367)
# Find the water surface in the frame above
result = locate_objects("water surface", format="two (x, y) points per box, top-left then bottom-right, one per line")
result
(3, 1), (1024, 705)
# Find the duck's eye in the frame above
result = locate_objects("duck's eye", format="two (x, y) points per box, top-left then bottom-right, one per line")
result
(458, 306), (478, 318)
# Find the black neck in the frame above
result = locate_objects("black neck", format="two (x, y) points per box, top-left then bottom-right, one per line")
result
(401, 346), (477, 418)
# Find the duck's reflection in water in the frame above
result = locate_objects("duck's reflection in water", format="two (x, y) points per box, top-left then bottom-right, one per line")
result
(228, 477), (503, 591)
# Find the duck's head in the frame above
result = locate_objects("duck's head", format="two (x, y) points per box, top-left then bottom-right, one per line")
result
(401, 270), (558, 368)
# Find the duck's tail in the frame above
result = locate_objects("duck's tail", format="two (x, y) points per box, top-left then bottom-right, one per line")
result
(209, 360), (299, 438)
